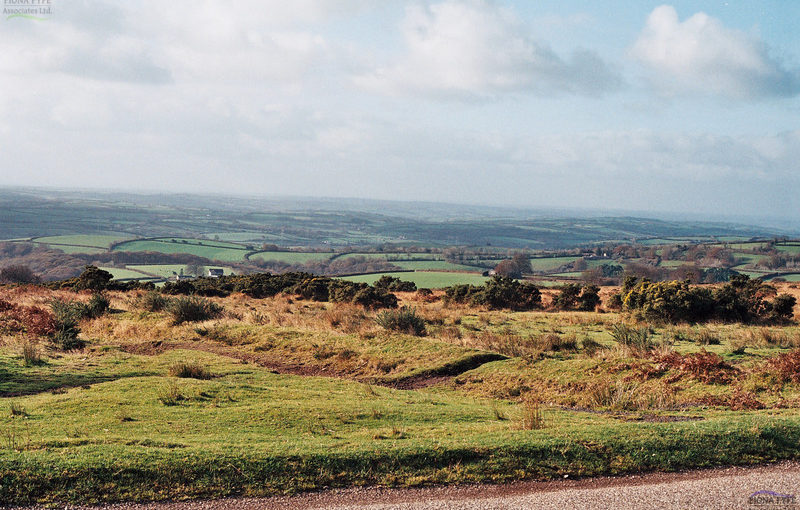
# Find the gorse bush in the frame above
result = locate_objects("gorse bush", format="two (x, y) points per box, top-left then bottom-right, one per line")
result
(159, 272), (399, 309)
(139, 291), (171, 312)
(49, 299), (87, 350)
(373, 275), (416, 292)
(374, 306), (426, 336)
(168, 297), (223, 324)
(86, 293), (110, 318)
(445, 276), (541, 310)
(617, 275), (796, 324)
(552, 284), (601, 311)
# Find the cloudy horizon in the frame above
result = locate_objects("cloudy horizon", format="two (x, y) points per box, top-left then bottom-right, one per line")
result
(1, 1), (798, 218)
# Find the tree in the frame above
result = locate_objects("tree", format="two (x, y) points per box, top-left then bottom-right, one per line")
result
(511, 252), (532, 274)
(74, 266), (114, 291)
(0, 264), (39, 284)
(494, 252), (531, 279)
(494, 259), (522, 279)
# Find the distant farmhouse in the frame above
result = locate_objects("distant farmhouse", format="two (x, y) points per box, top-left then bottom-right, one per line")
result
(208, 268), (224, 278)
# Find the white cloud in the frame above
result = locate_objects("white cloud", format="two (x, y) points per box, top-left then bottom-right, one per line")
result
(631, 5), (800, 99)
(355, 0), (621, 98)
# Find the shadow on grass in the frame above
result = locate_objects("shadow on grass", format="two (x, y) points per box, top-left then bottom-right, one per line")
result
(0, 361), (158, 397)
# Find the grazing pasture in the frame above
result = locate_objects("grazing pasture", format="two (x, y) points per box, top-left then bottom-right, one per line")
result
(113, 238), (250, 262)
(248, 251), (334, 264)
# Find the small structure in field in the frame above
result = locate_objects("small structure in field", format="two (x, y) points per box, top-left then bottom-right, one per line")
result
(208, 268), (224, 278)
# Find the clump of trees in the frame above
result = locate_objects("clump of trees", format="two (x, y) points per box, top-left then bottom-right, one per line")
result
(46, 266), (153, 292)
(617, 275), (796, 324)
(373, 275), (417, 292)
(493, 253), (532, 279)
(0, 264), (40, 284)
(552, 283), (600, 311)
(445, 276), (541, 310)
(161, 272), (398, 309)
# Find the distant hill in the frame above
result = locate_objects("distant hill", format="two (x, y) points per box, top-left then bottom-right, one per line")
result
(0, 187), (791, 249)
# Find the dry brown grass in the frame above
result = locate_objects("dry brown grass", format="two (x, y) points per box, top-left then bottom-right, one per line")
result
(519, 399), (545, 430)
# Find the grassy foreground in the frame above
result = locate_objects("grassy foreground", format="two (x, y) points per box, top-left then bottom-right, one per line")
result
(0, 348), (798, 504)
(1, 285), (800, 504)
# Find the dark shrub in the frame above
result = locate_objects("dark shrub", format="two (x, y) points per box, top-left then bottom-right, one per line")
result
(621, 278), (714, 323)
(73, 266), (114, 291)
(375, 306), (426, 336)
(771, 294), (797, 322)
(374, 275), (416, 292)
(49, 299), (87, 350)
(140, 291), (171, 312)
(292, 277), (331, 301)
(446, 276), (541, 311)
(86, 293), (110, 318)
(0, 264), (39, 284)
(553, 284), (600, 311)
(352, 286), (398, 309)
(162, 279), (198, 296)
(168, 296), (223, 324)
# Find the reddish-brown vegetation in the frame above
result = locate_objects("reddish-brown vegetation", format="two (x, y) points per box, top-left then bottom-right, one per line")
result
(0, 298), (56, 336)
(766, 349), (800, 383)
(655, 349), (737, 384)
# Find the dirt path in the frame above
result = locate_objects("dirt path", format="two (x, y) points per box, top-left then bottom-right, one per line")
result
(118, 340), (502, 389)
(14, 461), (799, 510)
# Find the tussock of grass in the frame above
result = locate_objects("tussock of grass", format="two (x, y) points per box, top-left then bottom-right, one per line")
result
(519, 400), (545, 430)
(20, 341), (42, 366)
(168, 297), (223, 325)
(374, 307), (426, 336)
(168, 362), (212, 380)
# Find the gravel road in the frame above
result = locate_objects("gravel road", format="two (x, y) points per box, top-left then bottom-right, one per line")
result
(9, 461), (800, 510)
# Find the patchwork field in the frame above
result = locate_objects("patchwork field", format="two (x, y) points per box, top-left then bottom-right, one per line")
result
(113, 238), (251, 262)
(248, 251), (335, 264)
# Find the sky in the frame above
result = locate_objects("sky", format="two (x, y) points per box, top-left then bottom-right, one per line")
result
(0, 1), (799, 219)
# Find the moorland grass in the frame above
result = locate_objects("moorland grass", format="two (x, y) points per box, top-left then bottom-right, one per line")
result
(2, 286), (800, 504)
(1, 349), (800, 504)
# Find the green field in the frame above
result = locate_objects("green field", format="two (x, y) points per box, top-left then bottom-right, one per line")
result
(657, 260), (687, 268)
(733, 253), (768, 265)
(41, 245), (108, 255)
(341, 271), (489, 288)
(29, 234), (134, 255)
(113, 238), (250, 262)
(775, 244), (800, 255)
(766, 273), (800, 282)
(33, 234), (131, 249)
(336, 253), (440, 261)
(392, 261), (486, 272)
(249, 251), (334, 264)
(125, 265), (236, 278)
(99, 267), (158, 280)
(528, 256), (579, 272)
